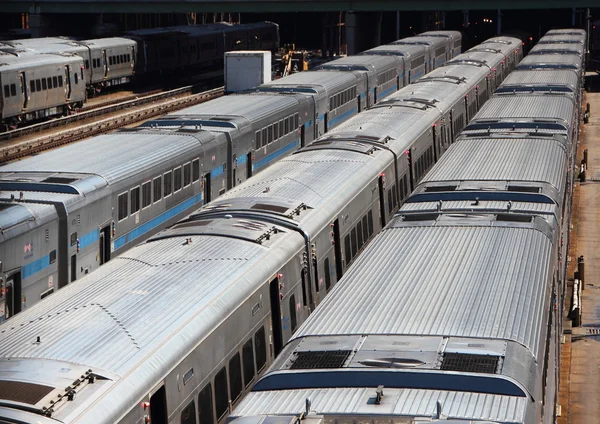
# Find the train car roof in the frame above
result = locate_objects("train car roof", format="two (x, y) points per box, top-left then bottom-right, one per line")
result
(529, 42), (584, 55)
(79, 37), (137, 48)
(499, 69), (579, 90)
(0, 130), (218, 189)
(361, 43), (424, 58)
(419, 136), (568, 201)
(0, 52), (83, 70)
(315, 54), (401, 72)
(0, 217), (303, 422)
(294, 213), (554, 358)
(258, 70), (359, 94)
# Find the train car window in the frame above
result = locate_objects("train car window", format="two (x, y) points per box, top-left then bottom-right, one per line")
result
(242, 338), (255, 387)
(118, 192), (128, 221)
(53, 76), (58, 88)
(85, 60), (89, 69)
(261, 128), (267, 147)
(49, 250), (57, 264)
(284, 118), (289, 134)
(289, 294), (297, 333)
(294, 114), (299, 128)
(30, 81), (35, 93)
(153, 176), (162, 203)
(324, 258), (331, 291)
(344, 234), (351, 264)
(362, 216), (368, 242)
(192, 159), (200, 182)
(74, 73), (78, 85)
(70, 232), (78, 247)
(109, 56), (113, 65)
(393, 185), (398, 208)
(255, 131), (261, 149)
(10, 84), (16, 96)
(388, 190), (393, 214)
(229, 353), (243, 402)
(41, 79), (47, 90)
(274, 123), (279, 140)
(214, 367), (229, 420)
(279, 120), (284, 136)
(58, 76), (63, 87)
(142, 181), (151, 208)
(47, 78), (52, 89)
(183, 163), (192, 187)
(3, 85), (9, 98)
(36, 79), (41, 92)
(164, 171), (173, 197)
(198, 383), (213, 424)
(368, 210), (374, 236)
(174, 167), (182, 192)
(127, 54), (131, 62)
(350, 228), (358, 258)
(130, 186), (140, 214)
(255, 327), (267, 372)
(181, 400), (197, 424)
(357, 221), (364, 251)
(268, 126), (273, 143)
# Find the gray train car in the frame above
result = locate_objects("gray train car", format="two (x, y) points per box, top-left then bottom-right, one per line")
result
(496, 69), (581, 101)
(4, 36), (137, 95)
(530, 42), (584, 56)
(360, 43), (427, 84)
(142, 92), (315, 181)
(0, 53), (86, 130)
(418, 30), (463, 58)
(538, 34), (585, 44)
(231, 201), (562, 424)
(0, 36), (520, 423)
(314, 55), (403, 107)
(0, 128), (225, 321)
(256, 71), (367, 136)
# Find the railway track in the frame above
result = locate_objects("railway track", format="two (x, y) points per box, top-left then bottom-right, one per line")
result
(0, 84), (224, 163)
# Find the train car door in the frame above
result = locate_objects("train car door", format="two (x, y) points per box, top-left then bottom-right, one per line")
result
(378, 174), (386, 228)
(300, 124), (306, 147)
(203, 172), (211, 203)
(268, 277), (283, 356)
(102, 50), (108, 78)
(99, 224), (111, 265)
(64, 66), (72, 100)
(19, 72), (28, 110)
(3, 270), (22, 320)
(246, 152), (252, 178)
(130, 45), (136, 71)
(332, 219), (343, 281)
(149, 385), (167, 424)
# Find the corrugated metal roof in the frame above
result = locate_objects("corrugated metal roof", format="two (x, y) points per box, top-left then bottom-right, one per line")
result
(295, 223), (552, 358)
(538, 34), (585, 44)
(260, 71), (358, 91)
(317, 55), (398, 69)
(501, 69), (578, 87)
(362, 44), (423, 58)
(473, 95), (575, 124)
(530, 43), (584, 55)
(1, 131), (216, 185)
(0, 234), (272, 373)
(170, 93), (300, 121)
(518, 53), (582, 68)
(220, 149), (371, 209)
(232, 388), (528, 423)
(422, 137), (567, 192)
(401, 200), (557, 215)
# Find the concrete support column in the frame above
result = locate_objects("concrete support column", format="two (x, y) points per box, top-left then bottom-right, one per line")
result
(463, 10), (469, 28)
(573, 8), (577, 27)
(497, 9), (502, 35)
(345, 12), (358, 55)
(396, 11), (400, 41)
(442, 11), (446, 29)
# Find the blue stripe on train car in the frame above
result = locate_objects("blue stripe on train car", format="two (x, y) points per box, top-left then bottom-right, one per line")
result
(253, 138), (301, 171)
(328, 107), (357, 128)
(237, 154), (247, 165)
(113, 193), (204, 251)
(79, 229), (99, 250)
(22, 254), (50, 280)
(210, 165), (224, 179)
(378, 86), (397, 100)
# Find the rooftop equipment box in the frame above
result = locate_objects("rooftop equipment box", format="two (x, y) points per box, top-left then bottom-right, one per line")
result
(225, 51), (272, 93)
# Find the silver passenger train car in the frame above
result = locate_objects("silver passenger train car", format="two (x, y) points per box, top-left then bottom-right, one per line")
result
(229, 29), (583, 424)
(0, 30), (461, 322)
(0, 36), (517, 424)
(0, 52), (86, 129)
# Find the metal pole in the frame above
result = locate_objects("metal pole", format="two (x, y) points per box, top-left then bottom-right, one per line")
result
(442, 11), (446, 29)
(573, 8), (576, 27)
(497, 9), (502, 35)
(396, 11), (400, 40)
(463, 10), (469, 28)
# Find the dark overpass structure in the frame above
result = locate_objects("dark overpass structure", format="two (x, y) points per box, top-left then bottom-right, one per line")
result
(0, 0), (597, 13)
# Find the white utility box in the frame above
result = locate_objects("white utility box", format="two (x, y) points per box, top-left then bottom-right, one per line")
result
(225, 51), (272, 93)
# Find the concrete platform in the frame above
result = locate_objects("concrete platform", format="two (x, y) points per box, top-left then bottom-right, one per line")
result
(562, 87), (600, 424)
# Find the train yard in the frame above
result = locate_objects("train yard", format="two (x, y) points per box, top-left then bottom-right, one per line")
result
(0, 15), (593, 424)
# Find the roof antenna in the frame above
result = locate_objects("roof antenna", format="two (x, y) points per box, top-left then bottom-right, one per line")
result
(507, 200), (512, 212)
(375, 385), (384, 405)
(471, 196), (480, 206)
(305, 398), (311, 416)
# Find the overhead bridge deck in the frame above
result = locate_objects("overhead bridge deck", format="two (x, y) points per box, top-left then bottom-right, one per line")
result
(0, 0), (596, 13)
